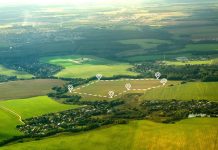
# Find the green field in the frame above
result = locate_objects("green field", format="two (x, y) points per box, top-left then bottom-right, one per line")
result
(140, 82), (218, 101)
(0, 96), (79, 119)
(0, 79), (66, 100)
(41, 55), (139, 78)
(163, 58), (218, 65)
(0, 65), (33, 79)
(182, 44), (218, 51)
(70, 79), (178, 101)
(1, 118), (217, 150)
(0, 109), (22, 142)
(0, 96), (79, 142)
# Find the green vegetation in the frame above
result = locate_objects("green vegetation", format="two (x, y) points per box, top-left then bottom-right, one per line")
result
(0, 79), (66, 100)
(71, 79), (177, 101)
(41, 55), (139, 78)
(0, 96), (78, 142)
(0, 109), (22, 142)
(1, 118), (217, 150)
(0, 65), (33, 79)
(119, 39), (171, 49)
(0, 96), (79, 119)
(140, 82), (218, 101)
(163, 59), (215, 65)
(182, 43), (218, 51)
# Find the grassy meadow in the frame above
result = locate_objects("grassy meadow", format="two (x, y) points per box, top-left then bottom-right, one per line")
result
(140, 82), (218, 101)
(0, 96), (79, 119)
(1, 118), (217, 150)
(0, 109), (22, 142)
(163, 58), (218, 65)
(0, 79), (66, 100)
(0, 65), (33, 79)
(41, 55), (139, 78)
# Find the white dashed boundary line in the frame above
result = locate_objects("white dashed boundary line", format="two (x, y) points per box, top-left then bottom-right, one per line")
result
(71, 78), (164, 99)
(0, 105), (25, 124)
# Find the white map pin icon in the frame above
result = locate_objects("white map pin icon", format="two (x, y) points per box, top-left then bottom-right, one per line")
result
(125, 83), (131, 90)
(108, 91), (114, 98)
(155, 72), (161, 79)
(96, 74), (102, 80)
(160, 78), (167, 85)
(68, 85), (74, 93)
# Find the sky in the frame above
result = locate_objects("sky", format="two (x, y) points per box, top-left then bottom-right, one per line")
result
(0, 0), (146, 6)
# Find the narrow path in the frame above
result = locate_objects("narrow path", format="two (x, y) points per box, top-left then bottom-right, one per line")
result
(0, 105), (25, 124)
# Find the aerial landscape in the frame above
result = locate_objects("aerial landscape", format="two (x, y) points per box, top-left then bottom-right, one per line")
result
(0, 0), (218, 149)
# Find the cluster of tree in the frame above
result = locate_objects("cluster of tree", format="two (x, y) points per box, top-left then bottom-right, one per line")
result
(131, 63), (218, 81)
(3, 61), (63, 77)
(112, 99), (218, 123)
(0, 75), (17, 82)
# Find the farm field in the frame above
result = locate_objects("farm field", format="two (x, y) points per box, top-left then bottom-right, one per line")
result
(140, 82), (218, 101)
(0, 96), (79, 119)
(1, 118), (217, 150)
(70, 79), (178, 101)
(0, 79), (66, 100)
(163, 58), (218, 65)
(0, 109), (22, 142)
(41, 55), (139, 78)
(0, 65), (33, 79)
(0, 96), (79, 142)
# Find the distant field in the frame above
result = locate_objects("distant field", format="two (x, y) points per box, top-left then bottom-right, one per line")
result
(0, 65), (33, 79)
(0, 96), (79, 142)
(182, 43), (218, 51)
(140, 82), (218, 101)
(41, 55), (139, 78)
(163, 58), (218, 65)
(70, 79), (178, 101)
(119, 39), (171, 49)
(0, 79), (66, 100)
(1, 118), (217, 150)
(168, 25), (218, 39)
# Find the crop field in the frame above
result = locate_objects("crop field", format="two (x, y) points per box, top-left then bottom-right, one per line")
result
(0, 109), (22, 142)
(0, 65), (33, 79)
(0, 96), (79, 142)
(140, 82), (218, 101)
(70, 79), (178, 101)
(0, 96), (79, 119)
(163, 59), (218, 65)
(1, 118), (217, 150)
(41, 55), (139, 78)
(0, 79), (66, 100)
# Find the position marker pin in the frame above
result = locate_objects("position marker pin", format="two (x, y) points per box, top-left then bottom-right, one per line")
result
(108, 91), (114, 98)
(155, 72), (161, 79)
(96, 74), (102, 80)
(125, 83), (131, 90)
(160, 78), (167, 85)
(68, 85), (74, 93)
